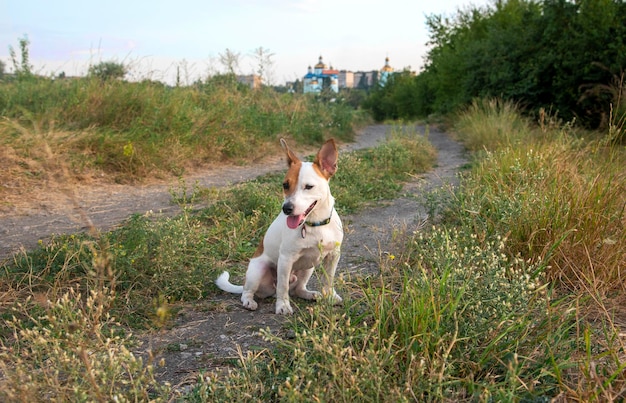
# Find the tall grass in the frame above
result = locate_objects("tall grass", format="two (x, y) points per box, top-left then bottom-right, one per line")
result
(2, 98), (624, 400)
(453, 99), (625, 296)
(190, 226), (612, 401)
(0, 128), (435, 315)
(0, 131), (435, 400)
(454, 98), (532, 152)
(191, 100), (625, 401)
(0, 75), (366, 188)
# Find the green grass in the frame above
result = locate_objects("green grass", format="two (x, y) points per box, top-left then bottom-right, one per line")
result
(333, 125), (437, 213)
(453, 100), (625, 295)
(0, 75), (368, 190)
(2, 98), (624, 401)
(193, 227), (571, 401)
(453, 98), (533, 152)
(1, 128), (436, 326)
(188, 101), (625, 401)
(0, 129), (436, 400)
(183, 101), (625, 402)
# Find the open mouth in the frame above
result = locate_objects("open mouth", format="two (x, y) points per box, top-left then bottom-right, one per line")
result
(286, 201), (317, 229)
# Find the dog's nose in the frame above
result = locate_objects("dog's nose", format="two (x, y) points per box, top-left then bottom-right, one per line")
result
(282, 202), (294, 216)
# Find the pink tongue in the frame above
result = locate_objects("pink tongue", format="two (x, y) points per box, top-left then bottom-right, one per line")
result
(287, 215), (304, 229)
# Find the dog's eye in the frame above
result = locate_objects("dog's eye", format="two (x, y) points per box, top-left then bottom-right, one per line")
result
(282, 182), (290, 190)
(304, 184), (314, 190)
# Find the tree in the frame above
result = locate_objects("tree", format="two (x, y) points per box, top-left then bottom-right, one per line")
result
(0, 59), (5, 79)
(88, 61), (126, 81)
(9, 35), (33, 79)
(219, 48), (241, 75)
(251, 46), (275, 86)
(363, 71), (422, 121)
(411, 0), (626, 126)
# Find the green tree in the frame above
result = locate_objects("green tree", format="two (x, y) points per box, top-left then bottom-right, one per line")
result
(363, 70), (426, 121)
(8, 35), (33, 79)
(88, 61), (127, 81)
(369, 0), (626, 126)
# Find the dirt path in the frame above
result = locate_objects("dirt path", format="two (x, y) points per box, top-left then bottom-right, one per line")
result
(138, 125), (467, 393)
(0, 124), (468, 393)
(0, 126), (393, 260)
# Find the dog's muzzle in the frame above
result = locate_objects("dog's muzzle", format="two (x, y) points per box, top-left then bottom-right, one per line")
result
(283, 201), (317, 229)
(282, 201), (295, 216)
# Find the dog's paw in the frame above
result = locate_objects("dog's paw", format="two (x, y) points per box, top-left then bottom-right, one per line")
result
(322, 289), (343, 305)
(294, 289), (321, 300)
(331, 292), (343, 305)
(242, 297), (258, 311)
(275, 299), (293, 315)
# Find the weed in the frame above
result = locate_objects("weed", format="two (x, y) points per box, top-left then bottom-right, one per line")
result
(334, 124), (437, 213)
(454, 98), (532, 152)
(2, 96), (624, 400)
(185, 101), (625, 401)
(449, 116), (625, 295)
(0, 75), (361, 194)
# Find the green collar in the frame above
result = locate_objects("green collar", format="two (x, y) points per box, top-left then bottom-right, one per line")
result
(301, 209), (334, 238)
(305, 215), (332, 227)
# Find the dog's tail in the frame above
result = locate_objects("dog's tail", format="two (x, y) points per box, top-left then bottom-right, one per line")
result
(215, 271), (244, 294)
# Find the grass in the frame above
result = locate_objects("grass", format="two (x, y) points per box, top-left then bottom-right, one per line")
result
(1, 95), (625, 400)
(452, 100), (626, 296)
(453, 98), (532, 152)
(194, 227), (566, 401)
(0, 126), (436, 401)
(0, 74), (368, 195)
(187, 100), (625, 401)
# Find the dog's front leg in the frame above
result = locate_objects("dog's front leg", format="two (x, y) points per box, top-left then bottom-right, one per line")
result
(241, 257), (267, 311)
(320, 252), (342, 305)
(291, 268), (321, 300)
(275, 257), (294, 315)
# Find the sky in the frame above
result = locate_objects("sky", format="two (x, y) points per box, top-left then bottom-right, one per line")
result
(0, 0), (490, 86)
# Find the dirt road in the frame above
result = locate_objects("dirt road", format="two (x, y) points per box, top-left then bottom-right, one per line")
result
(0, 125), (396, 260)
(141, 125), (466, 392)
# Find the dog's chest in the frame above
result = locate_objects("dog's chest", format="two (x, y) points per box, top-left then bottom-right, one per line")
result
(291, 239), (340, 271)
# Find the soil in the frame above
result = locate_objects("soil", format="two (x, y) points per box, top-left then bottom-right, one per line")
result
(0, 124), (468, 394)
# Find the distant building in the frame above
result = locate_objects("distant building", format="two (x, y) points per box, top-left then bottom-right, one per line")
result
(303, 56), (339, 94)
(353, 71), (378, 89)
(302, 56), (395, 92)
(338, 70), (354, 89)
(379, 57), (394, 86)
(237, 74), (262, 89)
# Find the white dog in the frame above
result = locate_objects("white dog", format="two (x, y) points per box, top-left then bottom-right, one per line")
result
(215, 138), (343, 314)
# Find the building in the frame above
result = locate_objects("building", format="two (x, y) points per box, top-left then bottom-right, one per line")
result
(353, 71), (378, 89)
(303, 56), (339, 94)
(379, 57), (394, 86)
(338, 70), (354, 89)
(237, 74), (262, 89)
(302, 56), (394, 92)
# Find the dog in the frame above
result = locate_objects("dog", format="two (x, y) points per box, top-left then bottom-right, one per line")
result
(215, 138), (343, 315)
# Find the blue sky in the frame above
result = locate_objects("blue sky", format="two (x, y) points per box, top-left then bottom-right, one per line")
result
(1, 0), (490, 85)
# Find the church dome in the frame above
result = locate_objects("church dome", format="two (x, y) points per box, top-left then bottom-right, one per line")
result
(314, 55), (327, 69)
(381, 56), (393, 72)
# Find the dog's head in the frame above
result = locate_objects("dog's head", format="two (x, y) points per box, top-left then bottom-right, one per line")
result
(279, 138), (338, 229)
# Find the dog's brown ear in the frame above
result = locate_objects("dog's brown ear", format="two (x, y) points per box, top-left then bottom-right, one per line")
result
(314, 139), (338, 178)
(280, 138), (299, 166)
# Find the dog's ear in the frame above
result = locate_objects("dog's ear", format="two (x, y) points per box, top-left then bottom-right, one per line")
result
(314, 139), (338, 179)
(280, 138), (299, 166)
